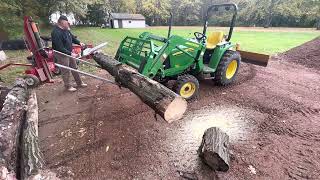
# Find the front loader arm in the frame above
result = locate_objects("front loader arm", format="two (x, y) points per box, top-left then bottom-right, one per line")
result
(148, 36), (203, 78)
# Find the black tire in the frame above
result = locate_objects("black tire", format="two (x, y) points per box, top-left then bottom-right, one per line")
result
(1, 40), (26, 50)
(24, 74), (40, 88)
(52, 66), (61, 76)
(214, 50), (241, 86)
(174, 74), (199, 100)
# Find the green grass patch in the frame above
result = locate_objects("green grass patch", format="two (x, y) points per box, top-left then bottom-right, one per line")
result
(1, 27), (319, 85)
(68, 27), (319, 55)
(0, 66), (27, 84)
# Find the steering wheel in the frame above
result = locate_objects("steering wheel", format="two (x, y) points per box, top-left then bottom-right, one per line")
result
(194, 32), (206, 41)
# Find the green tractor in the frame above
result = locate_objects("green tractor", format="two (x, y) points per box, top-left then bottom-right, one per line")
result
(115, 3), (269, 100)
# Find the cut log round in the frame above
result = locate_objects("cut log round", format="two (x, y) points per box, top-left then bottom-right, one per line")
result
(0, 79), (28, 172)
(93, 53), (187, 123)
(198, 127), (230, 172)
(21, 91), (44, 179)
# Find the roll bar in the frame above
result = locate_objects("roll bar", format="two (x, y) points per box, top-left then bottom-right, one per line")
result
(167, 12), (173, 39)
(202, 3), (238, 41)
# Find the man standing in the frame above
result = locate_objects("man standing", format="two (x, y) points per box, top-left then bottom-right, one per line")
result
(51, 15), (87, 92)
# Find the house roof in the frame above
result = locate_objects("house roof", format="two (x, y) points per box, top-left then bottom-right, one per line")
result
(110, 13), (145, 20)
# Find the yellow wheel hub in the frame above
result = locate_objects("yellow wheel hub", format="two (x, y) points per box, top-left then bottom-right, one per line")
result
(180, 82), (196, 98)
(226, 60), (238, 79)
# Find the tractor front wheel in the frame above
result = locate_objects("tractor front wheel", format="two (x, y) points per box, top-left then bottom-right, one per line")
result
(214, 50), (241, 86)
(24, 74), (40, 88)
(174, 74), (199, 100)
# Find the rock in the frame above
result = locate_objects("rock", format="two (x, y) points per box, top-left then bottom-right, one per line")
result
(0, 51), (6, 61)
(248, 165), (257, 174)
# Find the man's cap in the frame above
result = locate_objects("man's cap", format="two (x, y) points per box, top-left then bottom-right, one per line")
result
(58, 15), (68, 22)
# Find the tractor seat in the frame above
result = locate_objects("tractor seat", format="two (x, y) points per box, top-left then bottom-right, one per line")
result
(206, 32), (224, 49)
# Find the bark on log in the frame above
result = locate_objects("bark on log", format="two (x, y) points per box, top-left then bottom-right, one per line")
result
(198, 127), (230, 172)
(0, 79), (28, 172)
(93, 53), (187, 123)
(20, 91), (45, 179)
(0, 86), (10, 111)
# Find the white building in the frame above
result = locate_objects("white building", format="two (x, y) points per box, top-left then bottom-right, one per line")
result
(109, 13), (146, 29)
(50, 12), (76, 25)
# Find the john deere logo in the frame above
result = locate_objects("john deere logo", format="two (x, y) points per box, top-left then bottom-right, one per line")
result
(173, 48), (195, 56)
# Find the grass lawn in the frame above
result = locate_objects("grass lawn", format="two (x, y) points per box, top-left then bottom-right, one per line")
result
(68, 26), (319, 55)
(1, 26), (319, 84)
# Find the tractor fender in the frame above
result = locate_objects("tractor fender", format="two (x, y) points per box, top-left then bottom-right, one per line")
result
(208, 43), (236, 71)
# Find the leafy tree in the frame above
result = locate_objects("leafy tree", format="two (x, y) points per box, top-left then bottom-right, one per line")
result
(105, 0), (136, 13)
(170, 0), (201, 26)
(139, 0), (170, 25)
(86, 3), (108, 26)
(1, 0), (320, 38)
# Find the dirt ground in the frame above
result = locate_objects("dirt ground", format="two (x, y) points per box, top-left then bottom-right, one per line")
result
(37, 38), (320, 180)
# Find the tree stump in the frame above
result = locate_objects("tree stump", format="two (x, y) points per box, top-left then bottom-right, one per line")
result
(198, 127), (230, 172)
(93, 53), (187, 123)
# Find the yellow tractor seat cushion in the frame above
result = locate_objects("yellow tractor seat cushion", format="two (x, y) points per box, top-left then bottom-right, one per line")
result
(206, 31), (224, 49)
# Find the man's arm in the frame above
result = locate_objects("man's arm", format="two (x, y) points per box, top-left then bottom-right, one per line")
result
(70, 32), (81, 45)
(51, 31), (72, 55)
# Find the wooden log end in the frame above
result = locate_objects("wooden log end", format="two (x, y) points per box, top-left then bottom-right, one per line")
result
(201, 150), (229, 172)
(198, 127), (230, 172)
(164, 96), (187, 123)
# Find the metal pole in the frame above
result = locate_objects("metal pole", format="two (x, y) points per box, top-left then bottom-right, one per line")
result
(53, 50), (100, 68)
(167, 12), (173, 39)
(55, 63), (116, 84)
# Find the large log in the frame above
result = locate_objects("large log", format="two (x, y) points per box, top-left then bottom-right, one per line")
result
(93, 53), (187, 123)
(20, 91), (45, 179)
(0, 79), (28, 173)
(198, 127), (230, 172)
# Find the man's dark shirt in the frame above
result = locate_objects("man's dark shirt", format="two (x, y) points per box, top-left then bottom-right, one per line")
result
(51, 26), (80, 55)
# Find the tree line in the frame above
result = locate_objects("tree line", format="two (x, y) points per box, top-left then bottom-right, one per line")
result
(0, 0), (319, 38)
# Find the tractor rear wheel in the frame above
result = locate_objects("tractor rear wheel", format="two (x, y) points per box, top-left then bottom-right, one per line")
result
(214, 50), (241, 86)
(24, 74), (40, 88)
(174, 74), (199, 100)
